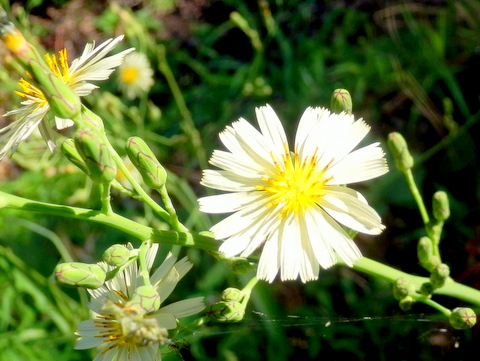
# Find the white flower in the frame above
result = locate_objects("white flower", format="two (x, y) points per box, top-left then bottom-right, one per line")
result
(199, 104), (389, 283)
(74, 244), (204, 361)
(0, 36), (134, 160)
(117, 52), (154, 100)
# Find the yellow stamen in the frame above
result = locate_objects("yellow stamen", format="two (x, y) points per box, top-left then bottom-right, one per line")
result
(256, 143), (333, 218)
(120, 67), (139, 84)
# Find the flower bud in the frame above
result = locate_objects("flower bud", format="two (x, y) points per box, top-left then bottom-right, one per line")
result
(449, 307), (477, 330)
(420, 282), (434, 297)
(74, 130), (117, 184)
(221, 288), (244, 302)
(392, 278), (416, 301)
(417, 237), (440, 271)
(231, 258), (255, 275)
(331, 89), (353, 114)
(27, 57), (82, 121)
(126, 137), (167, 189)
(399, 296), (415, 311)
(55, 262), (106, 288)
(102, 244), (132, 267)
(61, 138), (88, 175)
(387, 132), (414, 172)
(125, 285), (161, 314)
(429, 263), (450, 288)
(208, 301), (245, 322)
(432, 191), (450, 222)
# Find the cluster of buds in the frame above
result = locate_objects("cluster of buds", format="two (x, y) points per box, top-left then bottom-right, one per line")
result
(207, 287), (247, 322)
(55, 243), (134, 289)
(392, 278), (417, 311)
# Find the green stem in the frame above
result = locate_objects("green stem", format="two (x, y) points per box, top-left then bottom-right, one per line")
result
(351, 257), (480, 306)
(241, 276), (259, 307)
(100, 183), (113, 214)
(158, 185), (188, 233)
(411, 294), (451, 317)
(404, 169), (430, 225)
(0, 190), (221, 251)
(137, 240), (153, 286)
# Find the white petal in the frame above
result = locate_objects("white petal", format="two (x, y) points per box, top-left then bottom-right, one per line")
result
(255, 104), (288, 156)
(158, 297), (205, 318)
(319, 186), (384, 234)
(152, 312), (177, 329)
(257, 236), (279, 283)
(198, 192), (266, 214)
(200, 169), (258, 192)
(326, 143), (389, 185)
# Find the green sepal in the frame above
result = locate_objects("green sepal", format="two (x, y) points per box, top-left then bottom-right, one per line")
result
(331, 89), (353, 114)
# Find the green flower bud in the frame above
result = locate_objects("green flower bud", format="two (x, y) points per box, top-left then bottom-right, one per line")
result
(221, 288), (245, 302)
(61, 138), (89, 174)
(231, 258), (255, 275)
(74, 130), (117, 184)
(387, 132), (414, 172)
(126, 137), (167, 190)
(26, 58), (81, 121)
(430, 263), (450, 288)
(102, 244), (132, 267)
(417, 237), (440, 271)
(399, 296), (415, 311)
(432, 191), (450, 222)
(449, 307), (477, 330)
(207, 301), (245, 322)
(55, 262), (106, 289)
(420, 282), (434, 297)
(392, 278), (416, 301)
(80, 107), (105, 132)
(331, 89), (353, 114)
(125, 285), (161, 314)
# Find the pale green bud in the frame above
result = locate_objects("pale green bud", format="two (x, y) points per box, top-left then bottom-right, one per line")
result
(208, 301), (245, 322)
(221, 288), (244, 302)
(387, 132), (414, 172)
(432, 191), (450, 222)
(61, 138), (88, 175)
(420, 282), (434, 297)
(125, 285), (161, 314)
(55, 262), (106, 288)
(417, 237), (440, 271)
(102, 244), (131, 267)
(430, 263), (450, 288)
(331, 89), (353, 114)
(75, 130), (117, 184)
(399, 296), (415, 311)
(80, 107), (105, 132)
(26, 58), (81, 121)
(231, 258), (255, 275)
(449, 307), (477, 330)
(126, 137), (167, 189)
(392, 278), (416, 301)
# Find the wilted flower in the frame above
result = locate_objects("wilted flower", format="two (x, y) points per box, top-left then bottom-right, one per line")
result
(75, 244), (204, 361)
(117, 52), (154, 100)
(199, 104), (388, 282)
(0, 36), (133, 160)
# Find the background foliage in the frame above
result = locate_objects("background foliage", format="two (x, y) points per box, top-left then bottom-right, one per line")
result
(1, 0), (480, 360)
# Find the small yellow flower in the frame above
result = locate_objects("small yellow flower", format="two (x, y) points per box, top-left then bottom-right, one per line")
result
(117, 52), (154, 100)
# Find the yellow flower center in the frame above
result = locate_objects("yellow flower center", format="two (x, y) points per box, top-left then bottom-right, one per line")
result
(120, 67), (139, 84)
(257, 144), (332, 217)
(15, 48), (71, 104)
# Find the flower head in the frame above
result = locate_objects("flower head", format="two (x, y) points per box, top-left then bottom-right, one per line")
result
(0, 36), (133, 160)
(75, 244), (205, 361)
(199, 104), (388, 283)
(117, 52), (154, 100)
